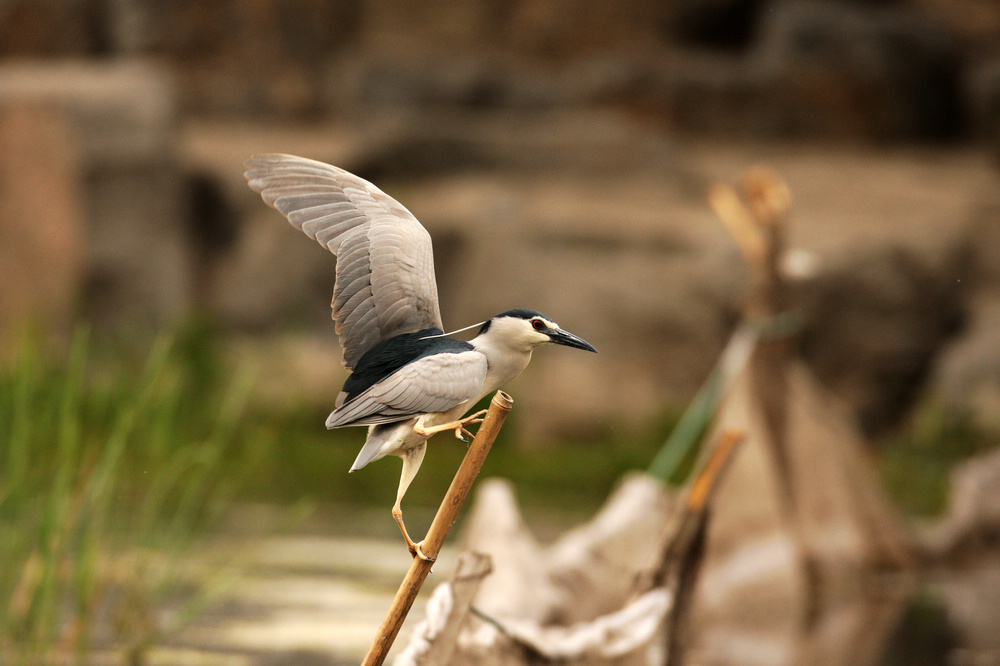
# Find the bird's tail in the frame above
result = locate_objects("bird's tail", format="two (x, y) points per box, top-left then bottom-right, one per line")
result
(350, 421), (414, 472)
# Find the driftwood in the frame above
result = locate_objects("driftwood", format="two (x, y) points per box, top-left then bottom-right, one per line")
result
(393, 429), (746, 666)
(684, 168), (918, 664)
(704, 167), (915, 576)
(690, 358), (918, 665)
(393, 552), (494, 666)
(362, 391), (513, 666)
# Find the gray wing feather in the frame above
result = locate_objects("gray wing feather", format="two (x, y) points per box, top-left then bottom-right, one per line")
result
(325, 351), (488, 428)
(245, 154), (443, 369)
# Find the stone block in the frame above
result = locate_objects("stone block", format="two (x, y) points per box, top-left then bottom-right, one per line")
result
(0, 60), (190, 337)
(0, 104), (84, 350)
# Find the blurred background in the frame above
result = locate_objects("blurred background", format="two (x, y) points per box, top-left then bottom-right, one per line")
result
(2, 0), (1000, 664)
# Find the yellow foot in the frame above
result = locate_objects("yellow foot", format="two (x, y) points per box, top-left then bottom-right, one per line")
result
(408, 540), (436, 563)
(394, 504), (435, 562)
(414, 410), (488, 439)
(455, 422), (480, 442)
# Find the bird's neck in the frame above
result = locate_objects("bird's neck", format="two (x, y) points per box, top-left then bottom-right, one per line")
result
(470, 331), (534, 396)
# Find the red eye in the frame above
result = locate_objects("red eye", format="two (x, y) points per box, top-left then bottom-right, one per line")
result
(532, 319), (545, 331)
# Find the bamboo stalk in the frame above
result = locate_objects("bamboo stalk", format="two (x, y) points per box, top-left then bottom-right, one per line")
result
(686, 429), (744, 512)
(361, 390), (514, 666)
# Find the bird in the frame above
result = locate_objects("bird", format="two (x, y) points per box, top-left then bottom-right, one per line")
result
(244, 154), (597, 560)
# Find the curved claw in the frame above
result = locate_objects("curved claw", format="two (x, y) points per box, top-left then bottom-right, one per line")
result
(411, 541), (436, 563)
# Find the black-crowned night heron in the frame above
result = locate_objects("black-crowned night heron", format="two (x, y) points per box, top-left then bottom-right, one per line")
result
(245, 154), (597, 560)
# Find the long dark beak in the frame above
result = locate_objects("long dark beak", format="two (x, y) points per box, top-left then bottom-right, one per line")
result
(548, 328), (598, 353)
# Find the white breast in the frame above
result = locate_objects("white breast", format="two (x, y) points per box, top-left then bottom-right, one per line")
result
(471, 339), (533, 400)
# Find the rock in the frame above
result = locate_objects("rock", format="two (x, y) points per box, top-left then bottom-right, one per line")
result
(915, 185), (1000, 434)
(965, 55), (1000, 159)
(635, 1), (965, 141)
(923, 448), (1000, 561)
(915, 0), (1000, 52)
(0, 0), (989, 148)
(933, 294), (1000, 434)
(118, 0), (363, 118)
(0, 60), (188, 337)
(796, 245), (969, 437)
(0, 0), (109, 56)
(750, 1), (963, 141)
(658, 0), (761, 49)
(966, 188), (1000, 285)
(0, 105), (85, 351)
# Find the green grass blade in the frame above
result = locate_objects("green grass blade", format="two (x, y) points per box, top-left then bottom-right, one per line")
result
(647, 325), (757, 484)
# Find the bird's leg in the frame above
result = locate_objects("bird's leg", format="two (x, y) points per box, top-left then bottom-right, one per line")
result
(393, 443), (434, 562)
(413, 410), (488, 442)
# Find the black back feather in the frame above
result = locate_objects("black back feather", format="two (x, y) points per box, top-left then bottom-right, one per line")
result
(340, 328), (475, 403)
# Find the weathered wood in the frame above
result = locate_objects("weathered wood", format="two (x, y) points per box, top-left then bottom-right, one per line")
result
(361, 391), (514, 666)
(658, 429), (745, 666)
(419, 552), (493, 666)
(712, 168), (823, 620)
(704, 168), (917, 645)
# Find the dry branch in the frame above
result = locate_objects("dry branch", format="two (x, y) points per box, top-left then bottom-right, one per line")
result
(654, 429), (745, 666)
(394, 552), (494, 666)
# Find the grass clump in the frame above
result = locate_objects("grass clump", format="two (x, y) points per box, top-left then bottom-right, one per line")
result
(878, 401), (1000, 517)
(0, 325), (254, 664)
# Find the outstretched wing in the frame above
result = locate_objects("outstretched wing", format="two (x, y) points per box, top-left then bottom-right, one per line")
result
(324, 351), (488, 428)
(244, 154), (443, 369)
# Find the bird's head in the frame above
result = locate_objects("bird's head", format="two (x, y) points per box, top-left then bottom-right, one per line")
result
(476, 309), (598, 354)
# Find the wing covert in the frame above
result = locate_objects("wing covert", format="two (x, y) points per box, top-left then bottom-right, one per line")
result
(324, 351), (488, 428)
